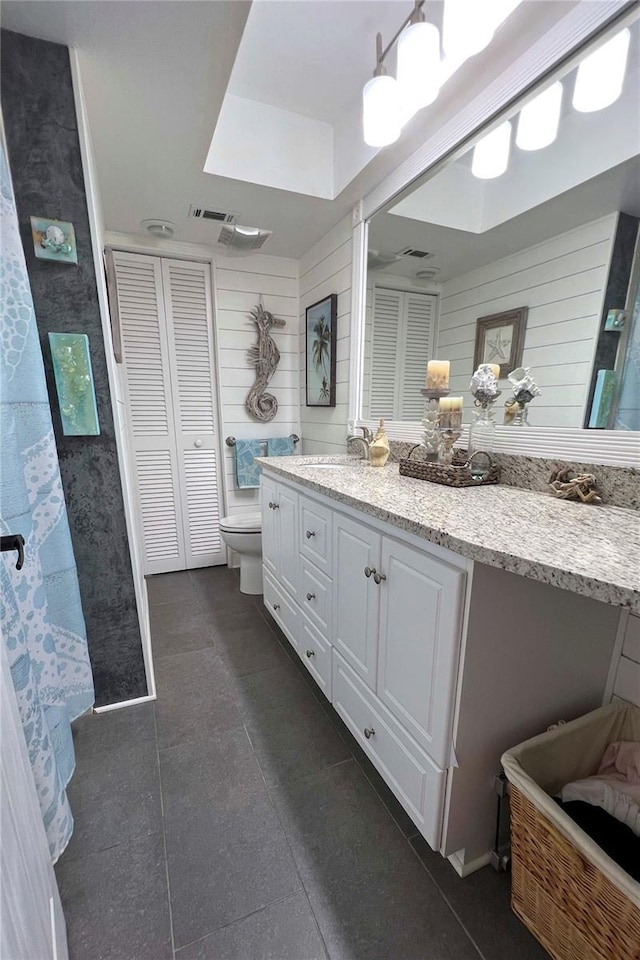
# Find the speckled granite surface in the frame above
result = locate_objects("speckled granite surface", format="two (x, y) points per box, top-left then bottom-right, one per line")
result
(388, 442), (640, 510)
(258, 456), (640, 615)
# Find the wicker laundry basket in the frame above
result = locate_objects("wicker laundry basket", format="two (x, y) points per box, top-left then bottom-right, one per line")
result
(502, 702), (640, 960)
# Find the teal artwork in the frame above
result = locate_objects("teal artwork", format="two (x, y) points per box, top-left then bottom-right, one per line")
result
(31, 217), (78, 264)
(48, 333), (100, 435)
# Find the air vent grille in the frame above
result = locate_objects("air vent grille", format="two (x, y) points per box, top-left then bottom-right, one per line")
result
(398, 247), (433, 259)
(188, 205), (237, 223)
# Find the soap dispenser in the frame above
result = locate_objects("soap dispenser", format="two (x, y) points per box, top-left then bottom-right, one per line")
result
(369, 419), (390, 468)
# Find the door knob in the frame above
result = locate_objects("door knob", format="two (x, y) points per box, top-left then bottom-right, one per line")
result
(305, 649), (315, 658)
(194, 439), (203, 448)
(364, 727), (375, 739)
(373, 571), (386, 585)
(306, 592), (316, 601)
(305, 530), (316, 539)
(364, 566), (375, 578)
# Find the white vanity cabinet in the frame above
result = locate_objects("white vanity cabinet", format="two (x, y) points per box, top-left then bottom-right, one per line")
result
(261, 467), (625, 877)
(261, 475), (299, 601)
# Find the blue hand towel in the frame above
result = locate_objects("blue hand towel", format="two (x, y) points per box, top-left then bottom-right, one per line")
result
(235, 439), (262, 489)
(267, 436), (296, 457)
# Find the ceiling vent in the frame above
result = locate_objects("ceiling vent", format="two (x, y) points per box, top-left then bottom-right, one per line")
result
(188, 204), (238, 223)
(368, 249), (402, 271)
(398, 246), (433, 259)
(217, 224), (272, 253)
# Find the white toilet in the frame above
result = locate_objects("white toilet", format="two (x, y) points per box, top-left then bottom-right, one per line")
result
(219, 513), (263, 595)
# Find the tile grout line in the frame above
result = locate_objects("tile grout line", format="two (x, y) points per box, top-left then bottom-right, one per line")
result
(404, 837), (488, 960)
(152, 703), (178, 960)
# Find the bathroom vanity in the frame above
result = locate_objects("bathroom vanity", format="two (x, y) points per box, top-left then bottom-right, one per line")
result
(259, 455), (639, 875)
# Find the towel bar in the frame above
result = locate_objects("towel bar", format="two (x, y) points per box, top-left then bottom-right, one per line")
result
(225, 434), (299, 447)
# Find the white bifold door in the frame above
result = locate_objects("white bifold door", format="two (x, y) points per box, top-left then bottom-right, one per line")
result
(113, 251), (225, 574)
(369, 288), (438, 421)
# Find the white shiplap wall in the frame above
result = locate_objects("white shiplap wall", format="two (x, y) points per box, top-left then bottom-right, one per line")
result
(214, 254), (300, 514)
(299, 214), (353, 454)
(437, 213), (618, 428)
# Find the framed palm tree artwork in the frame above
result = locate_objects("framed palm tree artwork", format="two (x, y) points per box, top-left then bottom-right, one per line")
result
(306, 294), (337, 407)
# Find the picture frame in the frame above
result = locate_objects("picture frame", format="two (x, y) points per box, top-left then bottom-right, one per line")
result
(473, 307), (528, 378)
(305, 294), (337, 407)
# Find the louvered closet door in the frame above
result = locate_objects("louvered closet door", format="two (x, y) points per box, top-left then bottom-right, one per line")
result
(115, 251), (187, 574)
(161, 259), (224, 569)
(399, 293), (437, 420)
(370, 288), (402, 420)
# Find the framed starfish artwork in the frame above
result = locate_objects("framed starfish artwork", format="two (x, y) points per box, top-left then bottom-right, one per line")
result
(473, 307), (528, 378)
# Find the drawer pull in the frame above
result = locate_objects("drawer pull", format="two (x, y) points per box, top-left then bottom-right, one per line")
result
(305, 649), (315, 658)
(268, 501), (275, 509)
(364, 566), (375, 578)
(273, 603), (280, 612)
(305, 530), (316, 539)
(272, 502), (280, 510)
(306, 592), (316, 601)
(364, 727), (375, 739)
(373, 571), (387, 585)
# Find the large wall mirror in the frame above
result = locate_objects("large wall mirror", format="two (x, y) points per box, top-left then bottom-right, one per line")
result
(357, 11), (640, 462)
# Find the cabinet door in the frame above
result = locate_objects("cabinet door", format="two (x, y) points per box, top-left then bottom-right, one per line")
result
(261, 476), (278, 576)
(333, 514), (381, 689)
(377, 538), (465, 768)
(276, 484), (299, 600)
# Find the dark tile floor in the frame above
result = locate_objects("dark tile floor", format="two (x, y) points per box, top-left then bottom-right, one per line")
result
(56, 566), (549, 960)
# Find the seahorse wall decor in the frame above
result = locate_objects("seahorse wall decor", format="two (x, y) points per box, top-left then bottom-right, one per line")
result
(245, 301), (286, 422)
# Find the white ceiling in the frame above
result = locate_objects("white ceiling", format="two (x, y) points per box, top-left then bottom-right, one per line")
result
(1, 0), (585, 258)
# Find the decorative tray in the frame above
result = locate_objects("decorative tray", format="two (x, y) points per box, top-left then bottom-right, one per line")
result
(398, 445), (501, 487)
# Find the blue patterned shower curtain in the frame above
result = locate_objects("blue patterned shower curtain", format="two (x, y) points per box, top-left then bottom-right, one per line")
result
(0, 142), (94, 862)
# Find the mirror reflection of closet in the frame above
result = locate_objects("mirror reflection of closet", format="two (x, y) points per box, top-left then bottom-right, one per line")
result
(363, 17), (640, 432)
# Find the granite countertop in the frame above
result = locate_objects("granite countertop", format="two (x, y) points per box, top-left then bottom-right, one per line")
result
(257, 455), (640, 615)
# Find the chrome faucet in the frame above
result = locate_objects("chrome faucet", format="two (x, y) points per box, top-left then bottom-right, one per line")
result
(346, 426), (373, 460)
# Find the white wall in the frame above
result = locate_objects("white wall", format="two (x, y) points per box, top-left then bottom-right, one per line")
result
(437, 213), (618, 427)
(214, 253), (300, 513)
(299, 214), (353, 454)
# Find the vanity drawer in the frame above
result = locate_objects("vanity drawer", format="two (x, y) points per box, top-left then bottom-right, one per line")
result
(301, 560), (332, 637)
(332, 651), (446, 849)
(300, 614), (332, 699)
(299, 496), (332, 575)
(264, 571), (299, 649)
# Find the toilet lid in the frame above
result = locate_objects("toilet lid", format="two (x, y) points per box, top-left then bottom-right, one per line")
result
(219, 513), (262, 533)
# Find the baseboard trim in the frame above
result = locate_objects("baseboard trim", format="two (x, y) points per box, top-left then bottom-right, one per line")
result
(447, 850), (493, 878)
(93, 694), (156, 714)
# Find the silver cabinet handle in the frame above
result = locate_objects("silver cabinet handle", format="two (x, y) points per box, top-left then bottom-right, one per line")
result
(268, 501), (274, 509)
(373, 571), (386, 585)
(273, 502), (280, 510)
(305, 530), (316, 539)
(273, 603), (280, 612)
(305, 649), (315, 658)
(364, 566), (375, 578)
(306, 592), (316, 601)
(364, 727), (375, 739)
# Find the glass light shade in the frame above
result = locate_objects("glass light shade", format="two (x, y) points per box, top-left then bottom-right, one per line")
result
(363, 74), (402, 147)
(471, 121), (511, 179)
(397, 21), (441, 116)
(443, 0), (520, 64)
(516, 81), (563, 150)
(573, 29), (630, 113)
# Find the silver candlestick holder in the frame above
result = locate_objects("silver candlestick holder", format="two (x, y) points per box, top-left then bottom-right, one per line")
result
(421, 387), (450, 462)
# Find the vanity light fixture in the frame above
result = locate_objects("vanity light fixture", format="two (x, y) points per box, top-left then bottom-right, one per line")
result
(572, 28), (631, 113)
(442, 0), (522, 66)
(516, 81), (563, 151)
(471, 121), (512, 179)
(363, 1), (437, 147)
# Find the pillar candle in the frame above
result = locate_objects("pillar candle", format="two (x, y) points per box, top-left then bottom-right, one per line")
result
(426, 360), (450, 389)
(438, 395), (463, 428)
(487, 363), (501, 380)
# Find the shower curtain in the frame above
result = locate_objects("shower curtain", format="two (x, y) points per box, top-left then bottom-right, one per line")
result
(0, 140), (94, 862)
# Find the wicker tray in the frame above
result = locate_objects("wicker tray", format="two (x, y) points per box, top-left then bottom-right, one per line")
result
(398, 446), (500, 487)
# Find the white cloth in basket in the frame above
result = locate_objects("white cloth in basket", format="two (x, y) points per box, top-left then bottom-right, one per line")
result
(560, 740), (640, 837)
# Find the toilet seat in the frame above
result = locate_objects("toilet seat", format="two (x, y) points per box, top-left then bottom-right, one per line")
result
(219, 513), (262, 534)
